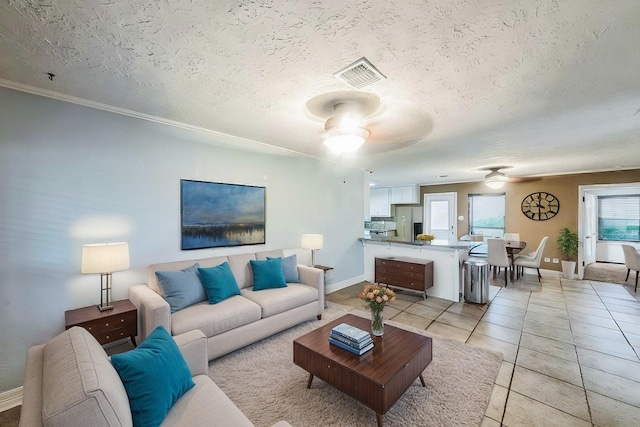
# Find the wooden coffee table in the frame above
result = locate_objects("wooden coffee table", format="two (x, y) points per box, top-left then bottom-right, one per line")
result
(293, 314), (432, 427)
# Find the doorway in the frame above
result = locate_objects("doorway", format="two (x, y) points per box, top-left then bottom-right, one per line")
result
(424, 192), (457, 240)
(578, 183), (640, 279)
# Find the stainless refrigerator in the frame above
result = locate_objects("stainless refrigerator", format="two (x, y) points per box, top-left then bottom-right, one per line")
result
(395, 206), (423, 241)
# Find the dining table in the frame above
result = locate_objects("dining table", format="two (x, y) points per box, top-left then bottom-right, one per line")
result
(505, 240), (527, 279)
(467, 240), (527, 281)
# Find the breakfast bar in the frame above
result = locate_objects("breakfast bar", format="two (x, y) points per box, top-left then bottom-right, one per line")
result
(359, 237), (480, 302)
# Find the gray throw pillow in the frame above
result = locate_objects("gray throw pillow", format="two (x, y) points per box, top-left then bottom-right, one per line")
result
(155, 263), (207, 313)
(267, 254), (299, 283)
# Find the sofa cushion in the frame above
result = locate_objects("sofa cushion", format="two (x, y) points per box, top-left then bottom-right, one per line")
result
(255, 249), (285, 260)
(170, 297), (262, 337)
(160, 375), (254, 427)
(155, 263), (206, 313)
(267, 254), (299, 283)
(111, 326), (195, 427)
(227, 253), (256, 289)
(42, 327), (132, 427)
(198, 262), (241, 304)
(250, 258), (287, 291)
(241, 284), (319, 318)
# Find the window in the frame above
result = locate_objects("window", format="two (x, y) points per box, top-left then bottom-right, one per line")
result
(469, 194), (505, 238)
(598, 195), (640, 241)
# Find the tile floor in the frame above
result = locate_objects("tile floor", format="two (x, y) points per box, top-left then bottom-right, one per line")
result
(326, 271), (640, 426)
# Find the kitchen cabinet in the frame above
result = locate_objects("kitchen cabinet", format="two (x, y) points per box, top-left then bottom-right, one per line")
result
(370, 187), (391, 217)
(390, 185), (419, 204)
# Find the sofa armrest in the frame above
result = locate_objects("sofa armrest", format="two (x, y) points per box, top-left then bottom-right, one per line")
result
(129, 284), (171, 343)
(174, 330), (208, 377)
(19, 344), (45, 427)
(297, 265), (324, 314)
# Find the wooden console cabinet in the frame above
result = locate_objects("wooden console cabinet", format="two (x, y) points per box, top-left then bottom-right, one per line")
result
(375, 256), (434, 299)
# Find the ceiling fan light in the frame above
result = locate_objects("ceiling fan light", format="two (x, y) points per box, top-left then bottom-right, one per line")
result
(485, 177), (505, 189)
(323, 127), (369, 153)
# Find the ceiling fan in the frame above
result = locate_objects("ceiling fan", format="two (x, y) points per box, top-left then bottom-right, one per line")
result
(480, 167), (540, 188)
(305, 90), (433, 154)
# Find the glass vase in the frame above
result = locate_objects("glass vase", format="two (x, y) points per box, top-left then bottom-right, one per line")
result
(371, 308), (384, 337)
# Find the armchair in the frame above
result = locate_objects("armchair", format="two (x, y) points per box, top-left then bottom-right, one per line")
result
(622, 245), (640, 292)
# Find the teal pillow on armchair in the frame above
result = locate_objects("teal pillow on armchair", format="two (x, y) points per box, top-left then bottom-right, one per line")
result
(111, 326), (194, 427)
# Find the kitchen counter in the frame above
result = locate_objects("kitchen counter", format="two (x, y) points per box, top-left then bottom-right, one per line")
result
(359, 237), (481, 251)
(359, 237), (475, 302)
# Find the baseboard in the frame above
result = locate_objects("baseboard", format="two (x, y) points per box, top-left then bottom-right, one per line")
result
(326, 275), (364, 295)
(0, 386), (22, 412)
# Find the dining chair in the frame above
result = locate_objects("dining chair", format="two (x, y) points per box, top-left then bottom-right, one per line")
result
(514, 236), (549, 282)
(487, 239), (511, 287)
(622, 245), (640, 292)
(503, 232), (520, 241)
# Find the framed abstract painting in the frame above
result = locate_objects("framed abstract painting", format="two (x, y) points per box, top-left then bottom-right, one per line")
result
(180, 179), (266, 250)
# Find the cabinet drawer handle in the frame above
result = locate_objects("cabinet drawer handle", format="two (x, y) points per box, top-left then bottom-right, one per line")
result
(105, 335), (110, 340)
(105, 323), (109, 327)
(87, 326), (92, 330)
(121, 318), (125, 323)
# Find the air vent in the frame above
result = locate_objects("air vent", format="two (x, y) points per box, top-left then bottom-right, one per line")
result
(333, 57), (386, 89)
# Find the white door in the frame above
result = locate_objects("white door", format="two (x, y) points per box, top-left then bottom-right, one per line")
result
(583, 193), (597, 266)
(424, 192), (457, 240)
(578, 192), (597, 278)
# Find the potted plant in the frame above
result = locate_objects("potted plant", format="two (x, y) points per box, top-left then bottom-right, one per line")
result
(416, 233), (436, 245)
(557, 227), (579, 279)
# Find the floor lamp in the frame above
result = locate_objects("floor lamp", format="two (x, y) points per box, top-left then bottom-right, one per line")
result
(82, 242), (130, 311)
(301, 234), (323, 267)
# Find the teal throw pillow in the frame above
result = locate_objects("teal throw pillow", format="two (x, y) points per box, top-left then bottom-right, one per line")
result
(251, 258), (287, 291)
(198, 262), (241, 304)
(155, 263), (206, 313)
(111, 326), (195, 427)
(267, 254), (299, 282)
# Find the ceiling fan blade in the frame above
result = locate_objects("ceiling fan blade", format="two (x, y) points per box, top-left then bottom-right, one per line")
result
(361, 103), (433, 154)
(507, 176), (542, 183)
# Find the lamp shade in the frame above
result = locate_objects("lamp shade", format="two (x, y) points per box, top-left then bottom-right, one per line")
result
(301, 234), (323, 250)
(82, 242), (130, 274)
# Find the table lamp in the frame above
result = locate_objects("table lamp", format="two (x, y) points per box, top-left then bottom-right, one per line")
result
(301, 234), (323, 267)
(81, 242), (130, 311)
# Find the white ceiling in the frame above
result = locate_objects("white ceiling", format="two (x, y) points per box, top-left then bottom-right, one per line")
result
(1, 0), (640, 186)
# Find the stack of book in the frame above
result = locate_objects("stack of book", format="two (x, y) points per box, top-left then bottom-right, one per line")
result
(329, 323), (374, 355)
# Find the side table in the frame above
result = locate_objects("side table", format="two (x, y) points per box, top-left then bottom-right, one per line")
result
(313, 264), (333, 308)
(65, 299), (137, 348)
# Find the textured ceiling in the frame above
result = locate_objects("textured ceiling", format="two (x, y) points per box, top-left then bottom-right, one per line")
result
(1, 0), (639, 186)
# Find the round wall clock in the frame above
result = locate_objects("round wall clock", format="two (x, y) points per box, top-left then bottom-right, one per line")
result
(521, 192), (560, 221)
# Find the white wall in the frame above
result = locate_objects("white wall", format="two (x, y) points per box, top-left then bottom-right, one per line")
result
(0, 87), (365, 392)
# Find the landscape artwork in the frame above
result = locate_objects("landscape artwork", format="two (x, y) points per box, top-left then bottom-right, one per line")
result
(181, 180), (266, 250)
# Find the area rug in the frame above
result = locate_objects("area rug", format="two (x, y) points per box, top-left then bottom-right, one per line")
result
(208, 306), (502, 427)
(584, 262), (635, 286)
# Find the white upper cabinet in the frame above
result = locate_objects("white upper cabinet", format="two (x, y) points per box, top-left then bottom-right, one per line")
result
(370, 187), (391, 217)
(390, 185), (419, 204)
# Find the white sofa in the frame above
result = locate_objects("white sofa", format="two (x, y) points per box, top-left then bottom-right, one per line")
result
(19, 326), (291, 427)
(129, 249), (324, 360)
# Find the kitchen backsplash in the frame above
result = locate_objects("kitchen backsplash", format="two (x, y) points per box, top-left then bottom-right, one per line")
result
(365, 220), (397, 230)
